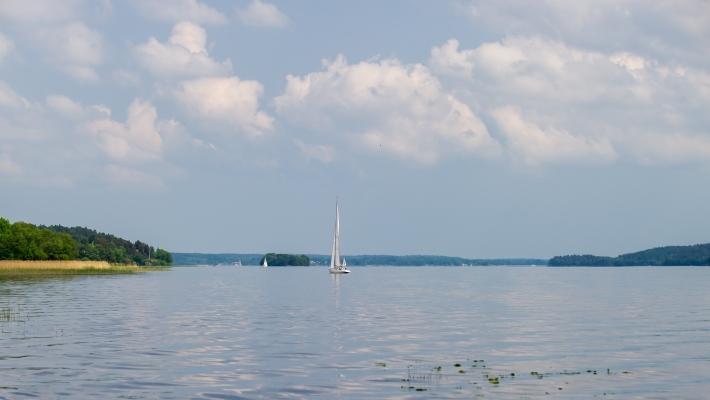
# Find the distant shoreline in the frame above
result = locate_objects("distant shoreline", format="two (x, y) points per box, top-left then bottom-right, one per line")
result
(549, 242), (710, 267)
(174, 244), (710, 267)
(182, 263), (708, 268)
(171, 253), (548, 267)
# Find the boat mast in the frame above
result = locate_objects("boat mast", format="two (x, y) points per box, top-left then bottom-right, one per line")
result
(331, 198), (340, 267)
(335, 199), (341, 267)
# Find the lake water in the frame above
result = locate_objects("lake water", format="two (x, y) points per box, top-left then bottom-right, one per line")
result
(1, 266), (710, 399)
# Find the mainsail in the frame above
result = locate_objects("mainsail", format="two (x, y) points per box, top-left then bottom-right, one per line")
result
(330, 200), (341, 267)
(328, 198), (351, 274)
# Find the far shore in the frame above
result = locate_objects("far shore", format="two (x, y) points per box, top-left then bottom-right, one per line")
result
(0, 260), (168, 277)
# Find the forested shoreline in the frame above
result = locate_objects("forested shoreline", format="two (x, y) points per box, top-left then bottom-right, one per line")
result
(0, 217), (171, 266)
(8, 214), (702, 268)
(260, 253), (310, 266)
(172, 252), (546, 266)
(549, 243), (710, 266)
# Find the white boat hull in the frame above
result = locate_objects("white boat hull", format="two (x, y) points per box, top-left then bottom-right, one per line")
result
(329, 267), (350, 274)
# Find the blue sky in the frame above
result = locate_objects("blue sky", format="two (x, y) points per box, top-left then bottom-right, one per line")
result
(1, 0), (710, 258)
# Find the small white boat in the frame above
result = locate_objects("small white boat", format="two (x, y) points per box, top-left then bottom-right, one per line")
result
(328, 199), (350, 274)
(261, 257), (268, 268)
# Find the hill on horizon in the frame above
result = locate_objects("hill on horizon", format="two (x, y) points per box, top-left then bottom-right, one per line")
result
(549, 242), (710, 266)
(0, 216), (171, 265)
(171, 252), (547, 266)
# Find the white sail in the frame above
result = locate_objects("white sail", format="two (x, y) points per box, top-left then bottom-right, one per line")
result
(335, 201), (341, 266)
(262, 257), (268, 267)
(328, 198), (350, 274)
(330, 202), (337, 268)
(330, 200), (340, 267)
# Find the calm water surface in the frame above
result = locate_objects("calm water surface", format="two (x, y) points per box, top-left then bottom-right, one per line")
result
(1, 266), (710, 399)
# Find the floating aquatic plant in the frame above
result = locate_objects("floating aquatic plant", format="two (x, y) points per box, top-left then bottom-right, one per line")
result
(0, 307), (13, 322)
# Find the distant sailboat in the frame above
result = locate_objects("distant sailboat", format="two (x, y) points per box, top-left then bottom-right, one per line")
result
(329, 199), (351, 274)
(261, 257), (268, 268)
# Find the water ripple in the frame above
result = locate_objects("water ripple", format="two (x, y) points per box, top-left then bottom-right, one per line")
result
(1, 267), (710, 398)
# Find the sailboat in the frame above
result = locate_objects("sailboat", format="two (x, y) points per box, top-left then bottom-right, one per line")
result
(261, 257), (268, 268)
(329, 199), (351, 274)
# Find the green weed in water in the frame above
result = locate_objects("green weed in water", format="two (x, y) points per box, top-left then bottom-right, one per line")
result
(0, 308), (12, 321)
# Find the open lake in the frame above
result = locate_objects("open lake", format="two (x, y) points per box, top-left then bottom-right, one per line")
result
(1, 266), (710, 399)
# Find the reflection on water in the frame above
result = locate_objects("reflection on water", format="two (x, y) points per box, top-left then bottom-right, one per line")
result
(2, 266), (710, 399)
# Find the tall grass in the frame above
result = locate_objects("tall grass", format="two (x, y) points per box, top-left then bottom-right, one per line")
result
(0, 260), (114, 269)
(0, 260), (168, 278)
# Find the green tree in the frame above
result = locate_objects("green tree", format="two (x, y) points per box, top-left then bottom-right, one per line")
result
(260, 253), (310, 266)
(0, 217), (170, 265)
(153, 248), (172, 266)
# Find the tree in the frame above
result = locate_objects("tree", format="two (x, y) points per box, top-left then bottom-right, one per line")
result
(0, 217), (170, 265)
(153, 249), (172, 266)
(260, 253), (310, 266)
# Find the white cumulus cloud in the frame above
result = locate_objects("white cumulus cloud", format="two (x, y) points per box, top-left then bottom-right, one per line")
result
(460, 0), (710, 68)
(276, 55), (499, 164)
(0, 84), (203, 187)
(237, 0), (289, 28)
(174, 76), (273, 136)
(491, 106), (617, 166)
(84, 99), (165, 163)
(132, 0), (226, 25)
(431, 36), (640, 103)
(45, 95), (85, 119)
(135, 21), (232, 78)
(0, 0), (83, 22)
(35, 22), (104, 82)
(429, 36), (710, 165)
(45, 94), (110, 120)
(429, 38), (475, 79)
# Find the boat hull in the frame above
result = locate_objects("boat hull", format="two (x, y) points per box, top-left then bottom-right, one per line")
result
(328, 267), (350, 274)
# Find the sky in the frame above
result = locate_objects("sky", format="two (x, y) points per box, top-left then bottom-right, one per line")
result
(1, 0), (710, 258)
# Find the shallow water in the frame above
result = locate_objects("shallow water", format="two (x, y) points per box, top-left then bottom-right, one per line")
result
(1, 266), (709, 399)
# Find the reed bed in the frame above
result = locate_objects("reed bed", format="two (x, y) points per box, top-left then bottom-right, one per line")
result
(0, 260), (167, 277)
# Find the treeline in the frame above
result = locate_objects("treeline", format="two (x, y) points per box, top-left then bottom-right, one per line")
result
(171, 253), (263, 266)
(0, 217), (171, 266)
(549, 243), (710, 266)
(0, 218), (77, 260)
(46, 225), (171, 266)
(171, 252), (546, 266)
(548, 255), (615, 266)
(260, 253), (310, 266)
(309, 254), (546, 266)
